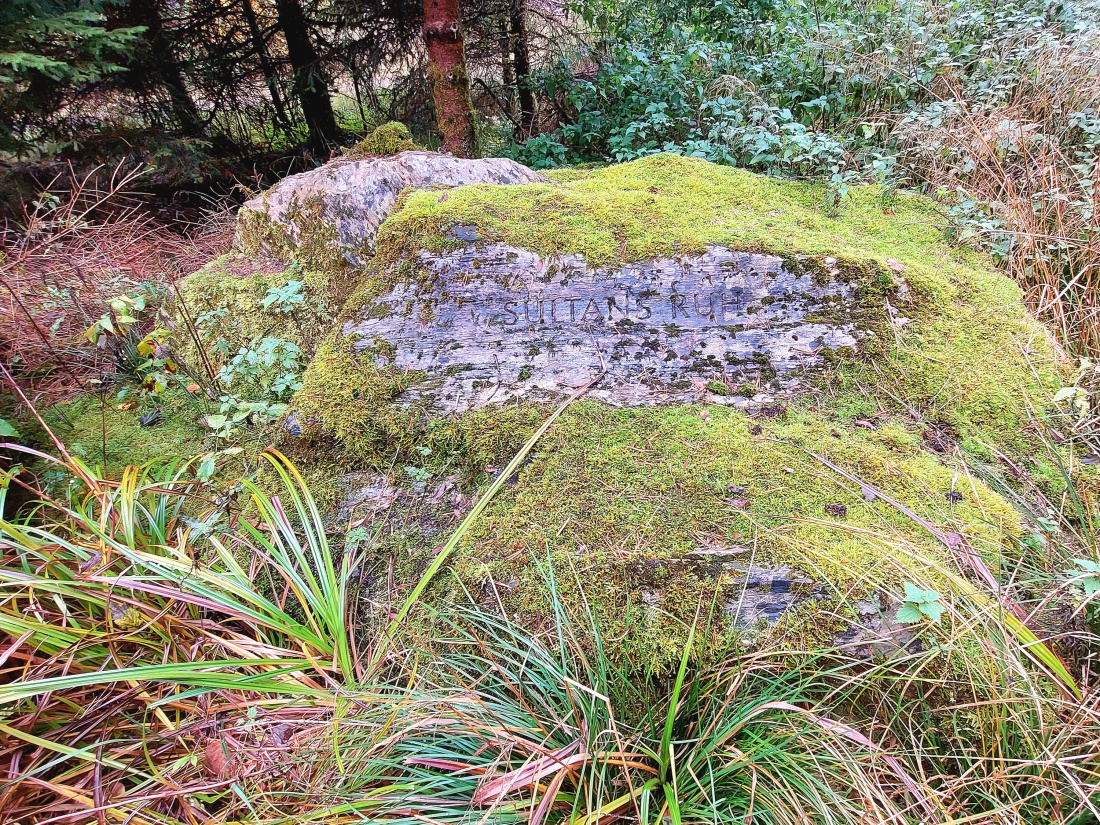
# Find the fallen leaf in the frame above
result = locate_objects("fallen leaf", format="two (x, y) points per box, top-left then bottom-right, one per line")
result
(728, 497), (751, 509)
(886, 258), (906, 272)
(204, 738), (234, 779)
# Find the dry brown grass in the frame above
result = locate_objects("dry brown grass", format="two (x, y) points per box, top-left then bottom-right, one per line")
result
(893, 31), (1100, 354)
(0, 163), (232, 401)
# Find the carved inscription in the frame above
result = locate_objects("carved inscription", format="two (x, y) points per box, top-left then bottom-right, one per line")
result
(345, 244), (864, 412)
(466, 287), (749, 327)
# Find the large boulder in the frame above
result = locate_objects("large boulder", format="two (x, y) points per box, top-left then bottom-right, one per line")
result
(174, 151), (1076, 668)
(284, 154), (1072, 667)
(237, 150), (546, 264)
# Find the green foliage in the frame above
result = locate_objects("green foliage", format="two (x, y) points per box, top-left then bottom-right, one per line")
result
(896, 582), (946, 623)
(510, 0), (1100, 356)
(216, 336), (302, 400)
(84, 292), (147, 346)
(1067, 558), (1100, 596)
(0, 418), (19, 439)
(260, 278), (305, 312)
(516, 0), (1074, 176)
(0, 0), (142, 150)
(203, 336), (303, 439)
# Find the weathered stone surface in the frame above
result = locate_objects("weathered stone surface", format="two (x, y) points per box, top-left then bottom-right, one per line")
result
(280, 154), (1065, 669)
(346, 244), (872, 412)
(240, 151), (545, 261)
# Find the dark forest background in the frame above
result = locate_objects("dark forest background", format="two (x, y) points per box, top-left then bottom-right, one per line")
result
(2, 0), (1099, 361)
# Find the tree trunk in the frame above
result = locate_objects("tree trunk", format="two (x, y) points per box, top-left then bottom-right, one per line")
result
(422, 0), (477, 157)
(241, 0), (293, 137)
(274, 0), (339, 155)
(499, 16), (515, 119)
(111, 1), (203, 136)
(508, 0), (535, 138)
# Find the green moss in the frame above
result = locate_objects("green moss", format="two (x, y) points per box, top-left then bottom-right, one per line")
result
(289, 336), (545, 478)
(342, 122), (418, 160)
(171, 251), (356, 371)
(706, 380), (730, 396)
(288, 336), (422, 460)
(41, 391), (208, 474)
(401, 402), (1024, 670)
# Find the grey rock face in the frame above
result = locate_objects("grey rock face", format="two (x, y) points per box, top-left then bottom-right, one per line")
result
(240, 151), (545, 261)
(346, 244), (876, 412)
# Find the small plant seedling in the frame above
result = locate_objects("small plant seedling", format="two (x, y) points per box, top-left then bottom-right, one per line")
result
(404, 465), (430, 484)
(85, 293), (147, 346)
(1067, 559), (1100, 596)
(896, 582), (945, 624)
(344, 526), (369, 553)
(1036, 516), (1060, 535)
(261, 279), (305, 313)
(196, 447), (244, 482)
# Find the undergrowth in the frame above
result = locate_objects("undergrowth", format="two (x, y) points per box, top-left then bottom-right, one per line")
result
(0, 394), (1098, 822)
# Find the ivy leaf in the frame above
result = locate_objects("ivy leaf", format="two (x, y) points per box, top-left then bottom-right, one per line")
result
(895, 604), (924, 624)
(0, 418), (20, 439)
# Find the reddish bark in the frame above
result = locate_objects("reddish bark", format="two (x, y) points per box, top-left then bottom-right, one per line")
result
(422, 0), (478, 157)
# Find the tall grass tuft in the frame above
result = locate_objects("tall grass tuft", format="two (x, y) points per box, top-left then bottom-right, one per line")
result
(0, 447), (356, 822)
(1, 435), (1098, 822)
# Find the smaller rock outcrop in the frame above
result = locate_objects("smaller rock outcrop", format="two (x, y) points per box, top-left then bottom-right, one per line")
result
(238, 151), (546, 263)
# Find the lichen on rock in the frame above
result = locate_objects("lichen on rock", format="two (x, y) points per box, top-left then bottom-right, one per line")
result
(237, 150), (547, 264)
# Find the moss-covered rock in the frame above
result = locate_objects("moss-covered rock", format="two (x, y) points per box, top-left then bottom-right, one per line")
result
(342, 122), (418, 160)
(277, 153), (1071, 668)
(169, 251), (356, 371)
(297, 153), (1060, 464)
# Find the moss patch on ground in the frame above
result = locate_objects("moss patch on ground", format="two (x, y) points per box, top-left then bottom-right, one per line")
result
(41, 390), (209, 475)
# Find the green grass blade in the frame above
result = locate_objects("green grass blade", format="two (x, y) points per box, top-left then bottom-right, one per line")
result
(376, 376), (601, 664)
